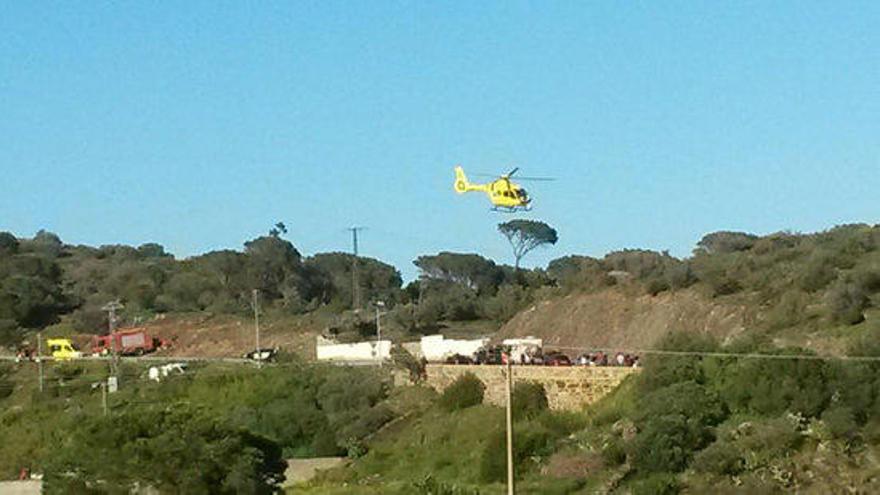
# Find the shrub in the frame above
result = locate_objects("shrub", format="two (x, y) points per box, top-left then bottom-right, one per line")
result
(479, 420), (559, 482)
(43, 405), (286, 494)
(601, 437), (627, 466)
(822, 406), (859, 440)
(733, 417), (803, 469)
(512, 381), (548, 420)
(411, 475), (481, 495)
(826, 276), (869, 324)
(629, 473), (680, 495)
(692, 440), (743, 475)
(717, 352), (831, 418)
(630, 382), (726, 473)
(438, 373), (485, 412)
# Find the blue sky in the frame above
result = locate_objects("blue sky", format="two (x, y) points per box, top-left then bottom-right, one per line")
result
(1, 2), (878, 280)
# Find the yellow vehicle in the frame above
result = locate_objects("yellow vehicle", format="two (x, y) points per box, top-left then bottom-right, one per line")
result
(47, 338), (82, 360)
(453, 166), (552, 212)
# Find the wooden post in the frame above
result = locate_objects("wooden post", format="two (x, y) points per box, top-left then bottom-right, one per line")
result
(506, 358), (515, 495)
(101, 382), (108, 416)
(37, 332), (43, 393)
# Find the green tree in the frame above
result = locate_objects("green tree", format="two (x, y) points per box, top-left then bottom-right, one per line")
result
(498, 220), (558, 269)
(43, 405), (286, 494)
(0, 232), (18, 255)
(694, 231), (758, 254)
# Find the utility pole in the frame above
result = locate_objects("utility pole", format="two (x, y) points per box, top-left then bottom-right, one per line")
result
(101, 382), (108, 416)
(252, 289), (262, 369)
(505, 358), (515, 495)
(374, 301), (386, 366)
(102, 300), (124, 389)
(37, 332), (43, 393)
(347, 227), (366, 310)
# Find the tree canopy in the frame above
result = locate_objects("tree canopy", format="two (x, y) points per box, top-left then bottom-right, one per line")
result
(498, 220), (559, 269)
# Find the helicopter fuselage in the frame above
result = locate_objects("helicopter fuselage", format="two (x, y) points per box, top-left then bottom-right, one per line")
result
(454, 166), (531, 211)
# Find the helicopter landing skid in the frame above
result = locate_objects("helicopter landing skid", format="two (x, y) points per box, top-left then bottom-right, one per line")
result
(491, 205), (532, 213)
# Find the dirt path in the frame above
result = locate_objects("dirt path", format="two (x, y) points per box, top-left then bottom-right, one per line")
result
(283, 458), (346, 486)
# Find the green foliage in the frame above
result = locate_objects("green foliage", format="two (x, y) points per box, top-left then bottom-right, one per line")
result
(695, 231), (758, 255)
(630, 381), (726, 473)
(826, 274), (870, 324)
(822, 406), (859, 440)
(0, 232), (19, 255)
(438, 373), (484, 412)
(414, 252), (505, 296)
(511, 381), (548, 420)
(43, 404), (286, 494)
(716, 351), (832, 417)
(411, 475), (481, 495)
(391, 345), (426, 383)
(307, 253), (402, 309)
(601, 437), (627, 466)
(479, 410), (583, 483)
(692, 440), (744, 475)
(497, 220), (558, 269)
(628, 473), (680, 495)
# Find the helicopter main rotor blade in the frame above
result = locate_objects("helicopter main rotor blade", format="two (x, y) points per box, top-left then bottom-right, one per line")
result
(507, 167), (519, 177)
(514, 176), (556, 182)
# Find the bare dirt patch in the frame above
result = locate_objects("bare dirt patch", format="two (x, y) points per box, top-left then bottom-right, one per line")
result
(497, 287), (754, 350)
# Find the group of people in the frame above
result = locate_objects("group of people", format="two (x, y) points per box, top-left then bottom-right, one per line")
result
(575, 351), (639, 367)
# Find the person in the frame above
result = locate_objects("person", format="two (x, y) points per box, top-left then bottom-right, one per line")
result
(616, 352), (625, 366)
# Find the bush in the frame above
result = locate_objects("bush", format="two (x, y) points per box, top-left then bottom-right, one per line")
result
(479, 420), (559, 482)
(601, 437), (627, 466)
(438, 373), (485, 412)
(630, 382), (726, 473)
(822, 406), (859, 440)
(43, 405), (286, 494)
(826, 275), (869, 324)
(512, 381), (548, 420)
(692, 440), (743, 475)
(629, 473), (680, 495)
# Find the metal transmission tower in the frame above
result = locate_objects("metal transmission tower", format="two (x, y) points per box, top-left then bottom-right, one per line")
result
(346, 227), (367, 310)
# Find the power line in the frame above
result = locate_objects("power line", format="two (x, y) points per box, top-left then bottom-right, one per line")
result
(543, 344), (880, 363)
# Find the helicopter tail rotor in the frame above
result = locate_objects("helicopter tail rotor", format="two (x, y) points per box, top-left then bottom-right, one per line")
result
(453, 165), (471, 193)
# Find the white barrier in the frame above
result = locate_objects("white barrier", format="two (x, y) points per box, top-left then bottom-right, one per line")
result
(316, 336), (392, 362)
(420, 335), (490, 362)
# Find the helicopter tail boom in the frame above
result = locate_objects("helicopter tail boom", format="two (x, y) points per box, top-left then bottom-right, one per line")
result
(454, 166), (484, 194)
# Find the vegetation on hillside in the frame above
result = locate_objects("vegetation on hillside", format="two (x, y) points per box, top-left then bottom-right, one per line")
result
(0, 358), (396, 490)
(6, 223), (880, 350)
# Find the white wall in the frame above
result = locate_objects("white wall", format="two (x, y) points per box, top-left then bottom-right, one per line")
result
(316, 336), (392, 361)
(420, 335), (489, 362)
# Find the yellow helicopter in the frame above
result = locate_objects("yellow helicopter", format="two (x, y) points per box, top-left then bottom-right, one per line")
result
(453, 165), (553, 212)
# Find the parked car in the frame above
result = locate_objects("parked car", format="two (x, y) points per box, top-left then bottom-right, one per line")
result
(544, 351), (572, 366)
(445, 353), (474, 365)
(244, 348), (278, 362)
(474, 345), (506, 365)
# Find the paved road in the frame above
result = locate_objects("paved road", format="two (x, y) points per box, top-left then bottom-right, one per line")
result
(0, 481), (41, 495)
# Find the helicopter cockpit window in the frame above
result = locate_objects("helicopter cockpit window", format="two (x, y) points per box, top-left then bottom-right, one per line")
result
(517, 189), (527, 198)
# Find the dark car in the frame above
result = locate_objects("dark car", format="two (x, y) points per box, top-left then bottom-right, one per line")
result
(445, 353), (474, 365)
(474, 346), (506, 365)
(544, 351), (571, 366)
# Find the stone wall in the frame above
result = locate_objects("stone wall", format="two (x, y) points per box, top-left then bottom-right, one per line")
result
(425, 364), (639, 411)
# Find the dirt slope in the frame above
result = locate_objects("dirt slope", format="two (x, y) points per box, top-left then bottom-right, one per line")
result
(134, 312), (325, 359)
(497, 288), (755, 350)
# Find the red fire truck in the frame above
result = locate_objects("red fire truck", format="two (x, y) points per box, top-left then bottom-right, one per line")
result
(92, 329), (164, 356)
